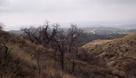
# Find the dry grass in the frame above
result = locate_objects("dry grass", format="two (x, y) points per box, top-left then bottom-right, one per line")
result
(0, 30), (136, 78)
(82, 33), (136, 78)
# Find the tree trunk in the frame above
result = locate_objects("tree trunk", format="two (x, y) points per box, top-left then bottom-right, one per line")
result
(72, 60), (75, 73)
(60, 50), (64, 70)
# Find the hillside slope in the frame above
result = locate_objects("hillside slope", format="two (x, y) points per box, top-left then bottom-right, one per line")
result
(1, 29), (136, 78)
(0, 30), (61, 78)
(0, 30), (79, 78)
(83, 33), (136, 78)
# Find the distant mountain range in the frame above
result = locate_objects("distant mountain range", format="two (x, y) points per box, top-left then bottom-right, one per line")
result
(81, 26), (136, 35)
(9, 26), (136, 36)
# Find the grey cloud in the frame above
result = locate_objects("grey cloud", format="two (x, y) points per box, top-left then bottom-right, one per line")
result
(0, 0), (136, 30)
(0, 0), (81, 13)
(83, 0), (136, 6)
(0, 0), (8, 6)
(0, 0), (5, 6)
(103, 0), (136, 4)
(96, 0), (136, 5)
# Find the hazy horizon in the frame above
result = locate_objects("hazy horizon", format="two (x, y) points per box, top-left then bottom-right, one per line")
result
(0, 0), (136, 30)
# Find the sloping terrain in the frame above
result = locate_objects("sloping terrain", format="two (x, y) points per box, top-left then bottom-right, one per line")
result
(83, 33), (136, 78)
(0, 29), (136, 78)
(0, 30), (79, 78)
(0, 30), (36, 78)
(0, 30), (61, 78)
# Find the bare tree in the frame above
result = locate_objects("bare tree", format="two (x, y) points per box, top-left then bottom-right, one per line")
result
(51, 25), (83, 71)
(40, 23), (59, 47)
(35, 48), (43, 78)
(67, 25), (82, 72)
(52, 29), (66, 70)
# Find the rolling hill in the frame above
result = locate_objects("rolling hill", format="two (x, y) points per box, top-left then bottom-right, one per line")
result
(83, 33), (136, 78)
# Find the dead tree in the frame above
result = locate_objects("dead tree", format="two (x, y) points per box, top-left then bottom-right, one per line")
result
(67, 25), (82, 73)
(35, 48), (42, 78)
(54, 29), (66, 70)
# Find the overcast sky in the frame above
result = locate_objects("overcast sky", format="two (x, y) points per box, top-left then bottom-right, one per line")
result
(0, 0), (136, 30)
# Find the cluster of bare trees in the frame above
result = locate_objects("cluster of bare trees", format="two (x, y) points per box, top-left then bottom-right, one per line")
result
(21, 23), (83, 72)
(21, 23), (59, 47)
